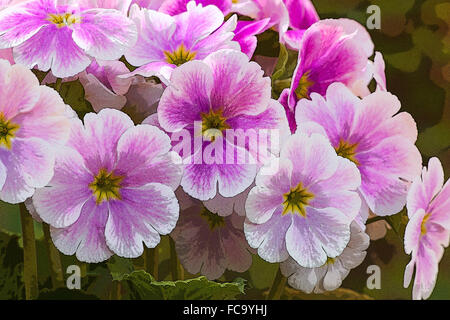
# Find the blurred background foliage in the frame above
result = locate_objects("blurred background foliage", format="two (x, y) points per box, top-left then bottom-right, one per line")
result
(0, 0), (449, 299)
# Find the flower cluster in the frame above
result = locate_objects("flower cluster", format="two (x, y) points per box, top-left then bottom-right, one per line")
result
(0, 0), (448, 300)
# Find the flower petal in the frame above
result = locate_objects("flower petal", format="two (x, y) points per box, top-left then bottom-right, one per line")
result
(32, 146), (92, 228)
(72, 8), (137, 61)
(51, 199), (113, 263)
(244, 209), (292, 263)
(105, 183), (179, 258)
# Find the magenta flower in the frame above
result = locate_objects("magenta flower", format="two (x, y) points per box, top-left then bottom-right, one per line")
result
(282, 0), (319, 50)
(32, 109), (183, 262)
(124, 2), (239, 83)
(129, 0), (165, 11)
(296, 83), (422, 218)
(404, 157), (450, 300)
(0, 0), (137, 78)
(78, 0), (133, 13)
(0, 60), (71, 203)
(373, 51), (387, 92)
(286, 19), (374, 112)
(158, 0), (232, 16)
(158, 49), (289, 201)
(233, 19), (269, 58)
(171, 200), (252, 280)
(232, 0), (289, 38)
(0, 0), (26, 10)
(0, 48), (13, 64)
(244, 132), (361, 268)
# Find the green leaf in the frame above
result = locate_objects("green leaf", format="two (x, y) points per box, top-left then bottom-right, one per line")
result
(271, 43), (288, 82)
(121, 271), (245, 300)
(107, 256), (134, 281)
(385, 47), (422, 73)
(416, 120), (450, 157)
(0, 231), (24, 299)
(0, 201), (21, 235)
(56, 80), (94, 119)
(248, 254), (278, 290)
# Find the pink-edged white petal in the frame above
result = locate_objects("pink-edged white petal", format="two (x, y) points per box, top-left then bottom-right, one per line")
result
(204, 49), (271, 118)
(51, 199), (113, 263)
(244, 209), (292, 263)
(71, 8), (137, 61)
(105, 183), (179, 258)
(32, 146), (92, 228)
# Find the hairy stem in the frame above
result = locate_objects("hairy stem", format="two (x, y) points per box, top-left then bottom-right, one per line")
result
(110, 281), (122, 300)
(144, 247), (159, 280)
(43, 223), (64, 289)
(19, 203), (39, 300)
(267, 266), (287, 300)
(54, 78), (63, 92)
(169, 237), (183, 281)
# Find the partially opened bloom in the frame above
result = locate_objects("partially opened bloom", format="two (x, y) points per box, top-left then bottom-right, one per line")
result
(0, 60), (71, 203)
(244, 132), (361, 268)
(281, 222), (369, 293)
(296, 83), (422, 218)
(0, 0), (137, 78)
(373, 51), (387, 92)
(404, 157), (450, 300)
(78, 60), (133, 112)
(124, 2), (239, 83)
(121, 76), (165, 123)
(232, 0), (289, 38)
(282, 0), (319, 49)
(171, 201), (252, 280)
(233, 19), (269, 59)
(32, 109), (183, 262)
(158, 0), (232, 15)
(286, 19), (374, 112)
(158, 49), (289, 201)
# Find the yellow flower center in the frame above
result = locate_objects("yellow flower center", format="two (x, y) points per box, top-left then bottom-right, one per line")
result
(421, 213), (431, 236)
(200, 207), (226, 231)
(282, 182), (314, 217)
(335, 139), (359, 165)
(89, 169), (123, 205)
(48, 13), (80, 28)
(325, 257), (335, 265)
(295, 71), (314, 100)
(200, 108), (230, 141)
(164, 44), (196, 67)
(0, 113), (19, 149)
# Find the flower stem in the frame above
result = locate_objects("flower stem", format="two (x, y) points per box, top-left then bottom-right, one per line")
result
(267, 266), (287, 300)
(144, 247), (159, 280)
(110, 281), (122, 300)
(169, 237), (183, 281)
(42, 223), (64, 289)
(54, 78), (63, 92)
(19, 203), (39, 300)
